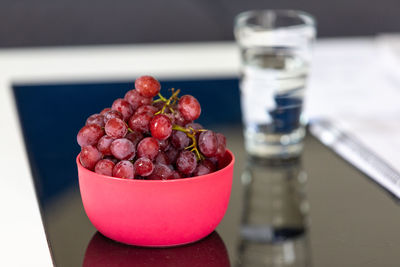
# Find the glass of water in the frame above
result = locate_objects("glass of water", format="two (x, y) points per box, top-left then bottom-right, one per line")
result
(234, 10), (316, 159)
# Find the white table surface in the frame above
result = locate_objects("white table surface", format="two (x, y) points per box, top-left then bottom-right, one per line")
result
(1, 36), (399, 266)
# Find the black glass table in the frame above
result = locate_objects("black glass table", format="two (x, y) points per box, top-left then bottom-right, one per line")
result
(14, 78), (400, 267)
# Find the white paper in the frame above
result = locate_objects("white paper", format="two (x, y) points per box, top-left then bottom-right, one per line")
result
(305, 36), (400, 197)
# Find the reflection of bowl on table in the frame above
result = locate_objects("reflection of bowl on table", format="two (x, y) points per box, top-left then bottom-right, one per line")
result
(83, 231), (230, 267)
(77, 150), (234, 247)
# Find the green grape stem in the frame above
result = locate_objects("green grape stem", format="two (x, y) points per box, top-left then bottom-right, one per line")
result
(153, 89), (181, 115)
(125, 122), (134, 133)
(152, 89), (205, 161)
(157, 93), (168, 101)
(172, 124), (205, 161)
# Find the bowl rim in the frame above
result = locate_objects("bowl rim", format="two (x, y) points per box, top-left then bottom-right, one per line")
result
(77, 149), (235, 183)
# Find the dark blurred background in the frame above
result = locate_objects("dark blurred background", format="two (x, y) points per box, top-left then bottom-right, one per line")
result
(1, 0), (399, 47)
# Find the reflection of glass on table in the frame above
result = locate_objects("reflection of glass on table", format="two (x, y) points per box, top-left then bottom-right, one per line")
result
(234, 10), (316, 159)
(236, 157), (311, 267)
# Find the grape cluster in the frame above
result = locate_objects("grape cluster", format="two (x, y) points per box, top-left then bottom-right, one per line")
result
(77, 75), (227, 180)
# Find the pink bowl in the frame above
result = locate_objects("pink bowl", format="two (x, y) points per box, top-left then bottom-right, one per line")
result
(77, 150), (235, 247)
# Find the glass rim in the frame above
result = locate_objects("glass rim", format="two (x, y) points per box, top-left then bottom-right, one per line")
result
(234, 9), (316, 30)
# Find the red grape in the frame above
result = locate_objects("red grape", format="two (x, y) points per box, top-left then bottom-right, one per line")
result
(148, 163), (173, 180)
(193, 159), (216, 177)
(125, 131), (144, 147)
(176, 150), (197, 175)
(167, 164), (174, 170)
(124, 89), (152, 110)
(153, 101), (165, 111)
(165, 112), (177, 125)
(94, 159), (115, 176)
(171, 130), (190, 150)
(166, 147), (179, 164)
(208, 157), (219, 166)
(100, 108), (111, 115)
(128, 112), (152, 133)
(133, 157), (154, 176)
(193, 164), (211, 176)
(170, 171), (181, 179)
(186, 122), (203, 141)
(103, 110), (124, 123)
(77, 75), (229, 177)
(203, 158), (217, 172)
(178, 95), (201, 121)
(158, 138), (170, 151)
(111, 98), (133, 121)
(135, 105), (158, 115)
(215, 133), (227, 159)
(86, 113), (105, 127)
(155, 152), (169, 165)
(135, 75), (161, 97)
(137, 137), (159, 160)
(110, 138), (135, 160)
(103, 156), (118, 164)
(173, 110), (189, 126)
(97, 135), (114, 155)
(185, 122), (203, 131)
(80, 145), (102, 170)
(105, 118), (128, 139)
(198, 130), (217, 157)
(150, 114), (172, 140)
(113, 160), (135, 179)
(77, 124), (104, 147)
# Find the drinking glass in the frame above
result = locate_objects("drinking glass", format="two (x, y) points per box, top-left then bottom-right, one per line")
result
(234, 10), (316, 159)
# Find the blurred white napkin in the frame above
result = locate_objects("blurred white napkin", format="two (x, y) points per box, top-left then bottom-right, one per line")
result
(306, 36), (400, 198)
